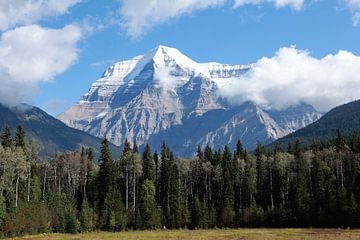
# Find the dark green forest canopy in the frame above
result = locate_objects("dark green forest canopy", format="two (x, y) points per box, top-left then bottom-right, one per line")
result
(2, 126), (360, 237)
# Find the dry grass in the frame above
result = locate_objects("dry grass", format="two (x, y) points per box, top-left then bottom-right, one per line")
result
(8, 228), (360, 240)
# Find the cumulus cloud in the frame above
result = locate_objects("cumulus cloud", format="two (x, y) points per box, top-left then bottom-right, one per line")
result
(0, 24), (83, 106)
(0, 0), (81, 31)
(344, 0), (360, 26)
(233, 0), (304, 10)
(119, 0), (226, 38)
(218, 47), (360, 112)
(118, 0), (306, 38)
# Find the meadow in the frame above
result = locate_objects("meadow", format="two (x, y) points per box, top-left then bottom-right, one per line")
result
(10, 229), (360, 240)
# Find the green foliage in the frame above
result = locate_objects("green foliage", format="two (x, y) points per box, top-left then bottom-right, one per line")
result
(30, 175), (42, 203)
(1, 126), (12, 148)
(14, 125), (25, 149)
(142, 144), (155, 181)
(140, 180), (161, 229)
(0, 195), (6, 227)
(80, 197), (95, 232)
(2, 202), (50, 236)
(5, 122), (360, 236)
(97, 138), (113, 218)
(191, 197), (208, 229)
(65, 210), (79, 234)
(103, 188), (127, 231)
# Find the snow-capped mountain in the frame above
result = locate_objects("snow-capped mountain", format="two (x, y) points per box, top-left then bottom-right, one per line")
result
(59, 45), (322, 155)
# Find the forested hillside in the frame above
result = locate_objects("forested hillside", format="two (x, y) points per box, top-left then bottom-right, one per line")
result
(0, 104), (120, 158)
(272, 100), (360, 148)
(1, 126), (360, 237)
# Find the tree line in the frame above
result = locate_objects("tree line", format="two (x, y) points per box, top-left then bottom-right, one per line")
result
(1, 126), (360, 236)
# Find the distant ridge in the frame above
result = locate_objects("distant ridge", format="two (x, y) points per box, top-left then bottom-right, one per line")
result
(271, 100), (360, 148)
(0, 103), (120, 159)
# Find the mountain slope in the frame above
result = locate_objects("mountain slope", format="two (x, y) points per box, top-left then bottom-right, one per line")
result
(0, 104), (120, 158)
(272, 100), (360, 147)
(59, 45), (322, 154)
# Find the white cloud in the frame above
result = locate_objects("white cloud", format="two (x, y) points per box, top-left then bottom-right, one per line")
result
(344, 0), (360, 26)
(233, 0), (304, 10)
(0, 0), (81, 31)
(119, 0), (227, 38)
(0, 24), (83, 106)
(118, 0), (306, 38)
(218, 47), (360, 112)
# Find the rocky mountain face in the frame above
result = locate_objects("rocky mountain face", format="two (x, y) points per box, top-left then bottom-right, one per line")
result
(59, 45), (322, 155)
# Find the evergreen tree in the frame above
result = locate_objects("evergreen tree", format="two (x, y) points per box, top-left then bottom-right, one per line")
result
(235, 140), (244, 159)
(0, 195), (5, 227)
(14, 125), (25, 149)
(191, 197), (208, 228)
(140, 180), (160, 229)
(104, 188), (127, 231)
(204, 145), (213, 163)
(133, 141), (138, 154)
(142, 144), (154, 181)
(336, 129), (346, 152)
(159, 142), (171, 226)
(80, 197), (94, 232)
(97, 138), (113, 219)
(1, 126), (12, 148)
(220, 146), (235, 227)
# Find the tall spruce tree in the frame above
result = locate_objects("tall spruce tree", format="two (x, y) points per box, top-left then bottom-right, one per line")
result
(142, 144), (154, 181)
(1, 126), (12, 148)
(97, 138), (113, 219)
(14, 125), (25, 149)
(140, 179), (160, 229)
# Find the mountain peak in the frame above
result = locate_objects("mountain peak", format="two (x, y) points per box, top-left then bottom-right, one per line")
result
(143, 45), (205, 73)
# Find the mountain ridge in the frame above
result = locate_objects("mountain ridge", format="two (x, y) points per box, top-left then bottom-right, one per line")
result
(0, 103), (120, 158)
(270, 99), (360, 148)
(59, 45), (322, 155)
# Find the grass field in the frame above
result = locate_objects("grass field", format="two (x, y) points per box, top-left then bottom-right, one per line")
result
(9, 229), (360, 240)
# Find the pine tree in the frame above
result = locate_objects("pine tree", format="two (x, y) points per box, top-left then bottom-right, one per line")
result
(80, 196), (94, 232)
(336, 129), (346, 152)
(122, 139), (132, 211)
(235, 140), (244, 159)
(140, 180), (160, 229)
(220, 146), (235, 227)
(104, 188), (127, 231)
(291, 139), (310, 225)
(14, 125), (25, 149)
(133, 141), (138, 154)
(204, 145), (213, 163)
(97, 138), (113, 219)
(159, 142), (171, 226)
(1, 126), (12, 148)
(142, 144), (154, 181)
(0, 195), (5, 226)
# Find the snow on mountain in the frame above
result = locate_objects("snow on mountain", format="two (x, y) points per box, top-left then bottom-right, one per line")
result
(59, 45), (322, 154)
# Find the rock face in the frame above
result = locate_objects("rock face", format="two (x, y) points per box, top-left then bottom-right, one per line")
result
(59, 45), (322, 155)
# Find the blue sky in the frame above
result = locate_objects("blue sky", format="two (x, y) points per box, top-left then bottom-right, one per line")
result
(0, 0), (359, 115)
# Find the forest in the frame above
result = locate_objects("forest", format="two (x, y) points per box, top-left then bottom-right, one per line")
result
(1, 126), (360, 237)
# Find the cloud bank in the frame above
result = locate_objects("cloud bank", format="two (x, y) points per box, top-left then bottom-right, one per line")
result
(118, 0), (303, 39)
(218, 47), (360, 112)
